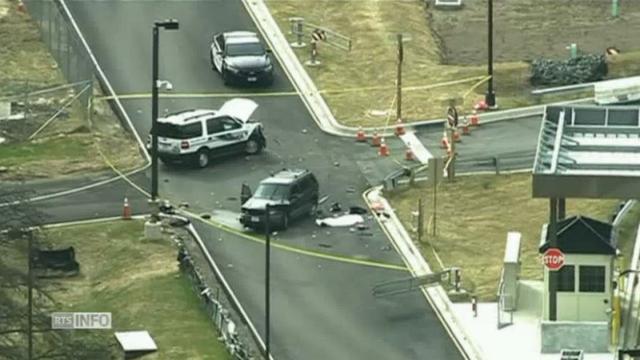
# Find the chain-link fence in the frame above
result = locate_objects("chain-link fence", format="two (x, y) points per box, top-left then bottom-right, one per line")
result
(0, 79), (92, 144)
(23, 0), (93, 108)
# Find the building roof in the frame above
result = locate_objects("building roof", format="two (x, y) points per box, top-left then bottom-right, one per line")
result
(538, 215), (616, 255)
(532, 105), (640, 199)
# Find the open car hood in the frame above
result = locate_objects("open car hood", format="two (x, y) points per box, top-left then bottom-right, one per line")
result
(217, 98), (258, 123)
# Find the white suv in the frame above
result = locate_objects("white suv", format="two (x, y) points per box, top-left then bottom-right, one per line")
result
(147, 98), (265, 168)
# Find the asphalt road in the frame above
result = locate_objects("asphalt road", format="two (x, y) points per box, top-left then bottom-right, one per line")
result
(416, 116), (542, 173)
(62, 1), (464, 359)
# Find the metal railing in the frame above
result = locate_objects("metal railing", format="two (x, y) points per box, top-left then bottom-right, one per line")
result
(178, 243), (254, 360)
(287, 17), (351, 52)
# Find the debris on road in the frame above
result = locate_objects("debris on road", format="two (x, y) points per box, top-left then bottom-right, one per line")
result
(200, 213), (211, 220)
(318, 195), (330, 204)
(329, 202), (342, 213)
(349, 206), (367, 215)
(316, 214), (365, 227)
(346, 186), (356, 193)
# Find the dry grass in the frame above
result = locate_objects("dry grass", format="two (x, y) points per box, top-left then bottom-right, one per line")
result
(387, 173), (620, 301)
(0, 0), (145, 180)
(267, 0), (640, 127)
(44, 220), (230, 360)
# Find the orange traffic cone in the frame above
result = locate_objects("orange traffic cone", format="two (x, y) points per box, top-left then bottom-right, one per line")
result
(474, 100), (488, 111)
(470, 110), (480, 126)
(371, 130), (381, 147)
(378, 138), (389, 157)
(122, 197), (132, 220)
(440, 131), (449, 149)
(356, 126), (367, 142)
(394, 118), (405, 136)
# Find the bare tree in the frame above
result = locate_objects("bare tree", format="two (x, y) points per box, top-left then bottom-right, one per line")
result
(0, 187), (116, 359)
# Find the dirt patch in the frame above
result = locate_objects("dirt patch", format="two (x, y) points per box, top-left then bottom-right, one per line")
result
(429, 0), (640, 65)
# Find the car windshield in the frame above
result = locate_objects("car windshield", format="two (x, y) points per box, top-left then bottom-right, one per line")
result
(226, 42), (265, 57)
(155, 122), (202, 139)
(253, 183), (289, 200)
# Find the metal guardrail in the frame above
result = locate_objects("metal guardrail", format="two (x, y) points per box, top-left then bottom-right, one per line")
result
(531, 83), (595, 96)
(288, 17), (351, 52)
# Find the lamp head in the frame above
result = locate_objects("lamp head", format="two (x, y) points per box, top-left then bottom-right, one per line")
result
(155, 19), (179, 30)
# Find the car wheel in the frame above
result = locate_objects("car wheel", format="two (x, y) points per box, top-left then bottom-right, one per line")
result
(245, 138), (262, 155)
(195, 149), (210, 168)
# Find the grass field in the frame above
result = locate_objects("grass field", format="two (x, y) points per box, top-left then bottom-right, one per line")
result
(387, 173), (627, 301)
(266, 0), (640, 127)
(0, 0), (144, 180)
(45, 220), (230, 360)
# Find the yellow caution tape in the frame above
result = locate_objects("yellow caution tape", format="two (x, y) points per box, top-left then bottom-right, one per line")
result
(182, 209), (408, 272)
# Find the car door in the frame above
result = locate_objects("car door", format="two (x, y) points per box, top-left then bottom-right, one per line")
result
(212, 34), (224, 72)
(297, 176), (316, 216)
(288, 183), (305, 219)
(206, 116), (246, 156)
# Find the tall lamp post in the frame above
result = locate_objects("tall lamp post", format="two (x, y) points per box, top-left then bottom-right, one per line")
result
(264, 205), (272, 359)
(151, 19), (179, 208)
(485, 0), (496, 108)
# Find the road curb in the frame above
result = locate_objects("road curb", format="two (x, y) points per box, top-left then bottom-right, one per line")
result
(242, 0), (594, 137)
(363, 186), (485, 360)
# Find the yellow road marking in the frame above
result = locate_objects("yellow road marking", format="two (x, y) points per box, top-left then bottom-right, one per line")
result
(94, 76), (488, 101)
(182, 209), (408, 272)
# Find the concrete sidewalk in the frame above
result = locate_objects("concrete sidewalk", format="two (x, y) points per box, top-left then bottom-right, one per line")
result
(451, 280), (614, 360)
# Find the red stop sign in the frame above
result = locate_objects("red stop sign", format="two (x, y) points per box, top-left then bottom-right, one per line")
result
(543, 248), (565, 271)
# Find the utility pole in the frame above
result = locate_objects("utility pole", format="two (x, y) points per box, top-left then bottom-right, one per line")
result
(396, 33), (403, 121)
(264, 206), (271, 360)
(27, 230), (33, 360)
(446, 105), (457, 181)
(485, 0), (496, 108)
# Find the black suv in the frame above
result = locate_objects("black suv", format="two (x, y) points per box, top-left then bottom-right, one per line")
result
(239, 169), (319, 230)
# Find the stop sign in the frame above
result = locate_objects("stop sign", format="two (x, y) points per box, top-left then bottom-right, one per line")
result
(543, 248), (565, 271)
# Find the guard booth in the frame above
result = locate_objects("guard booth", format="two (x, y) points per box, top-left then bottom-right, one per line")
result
(530, 104), (640, 353)
(539, 216), (615, 322)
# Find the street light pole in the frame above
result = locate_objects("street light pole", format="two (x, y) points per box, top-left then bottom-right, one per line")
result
(264, 205), (271, 359)
(485, 0), (496, 108)
(151, 19), (179, 205)
(151, 25), (159, 202)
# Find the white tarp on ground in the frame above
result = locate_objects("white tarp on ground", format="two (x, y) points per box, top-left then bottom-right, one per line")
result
(315, 214), (364, 227)
(114, 331), (158, 352)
